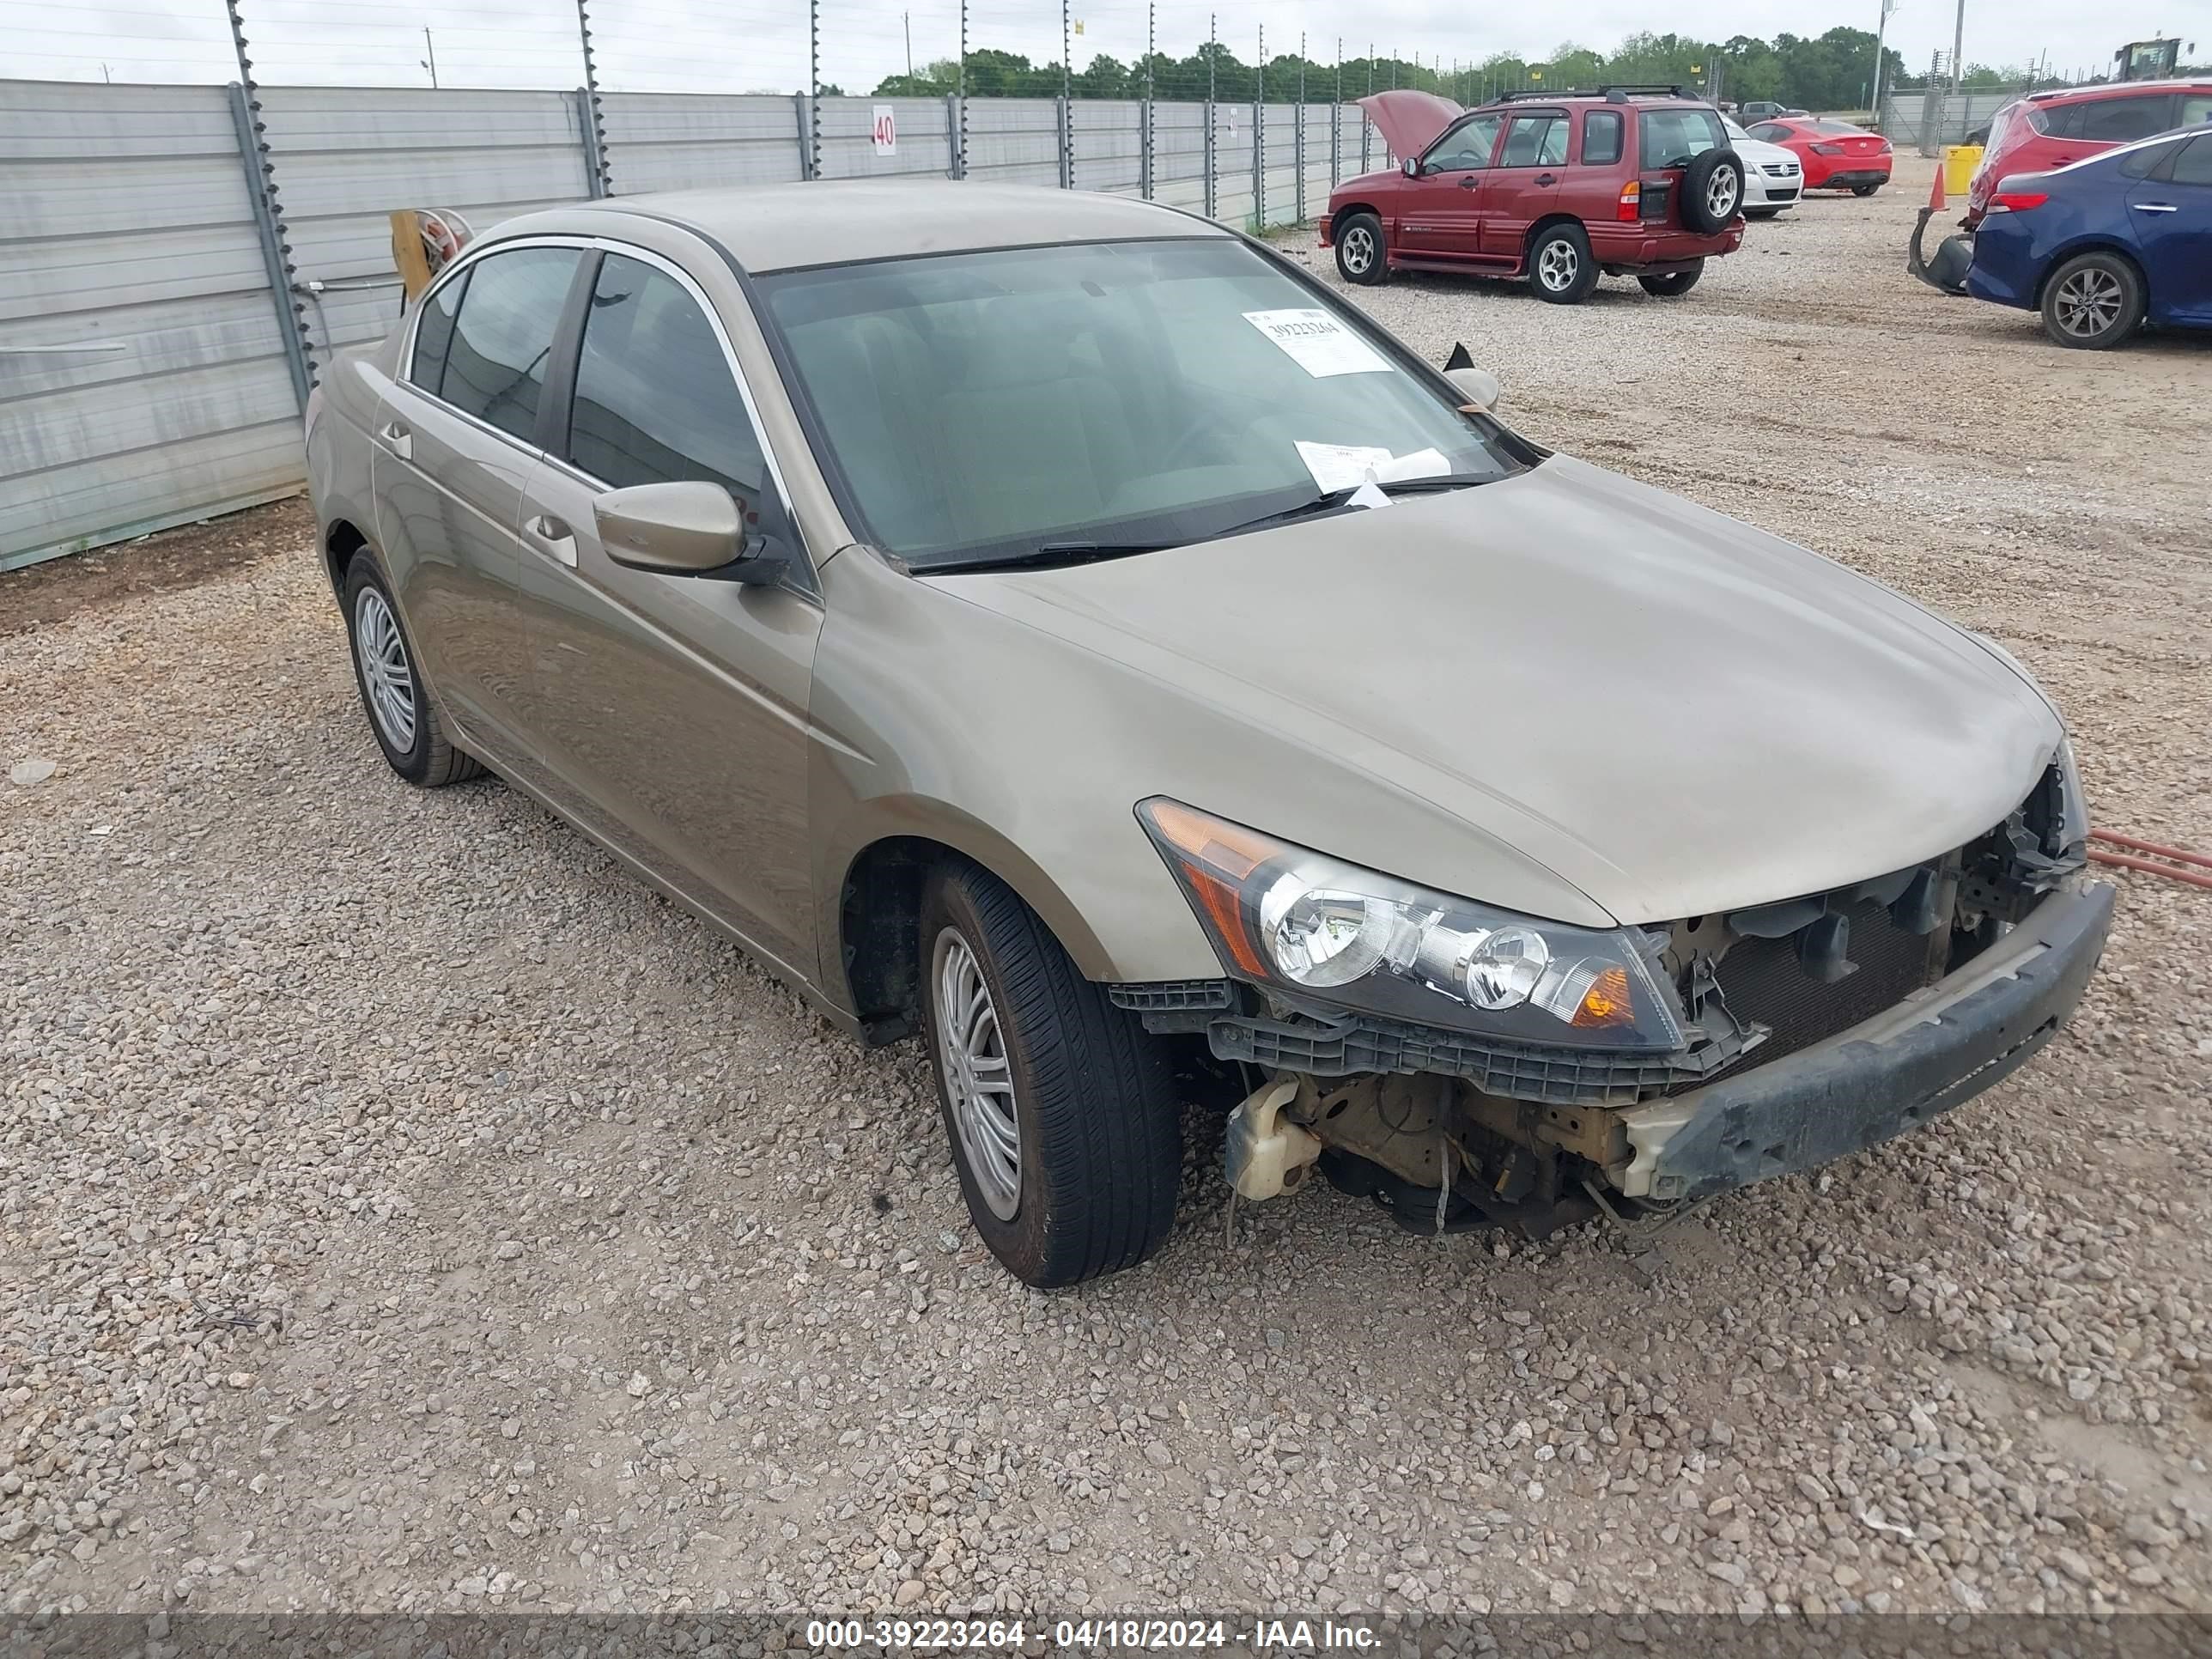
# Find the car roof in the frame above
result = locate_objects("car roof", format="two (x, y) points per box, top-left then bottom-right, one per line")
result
(2029, 77), (2212, 102)
(482, 179), (1230, 274)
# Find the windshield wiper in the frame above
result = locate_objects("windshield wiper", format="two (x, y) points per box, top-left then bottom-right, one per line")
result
(1216, 471), (1496, 538)
(930, 475), (1495, 575)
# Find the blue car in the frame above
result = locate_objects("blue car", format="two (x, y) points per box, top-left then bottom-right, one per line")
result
(1966, 124), (2212, 349)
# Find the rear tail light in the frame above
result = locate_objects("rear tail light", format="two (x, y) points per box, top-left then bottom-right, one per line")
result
(1616, 180), (1640, 221)
(1811, 143), (1844, 155)
(1990, 190), (2048, 212)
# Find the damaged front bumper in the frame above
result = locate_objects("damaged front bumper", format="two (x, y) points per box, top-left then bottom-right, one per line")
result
(1614, 878), (2113, 1202)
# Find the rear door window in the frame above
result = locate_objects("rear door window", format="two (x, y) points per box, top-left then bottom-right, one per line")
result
(1641, 107), (1726, 167)
(1581, 109), (1623, 166)
(2172, 132), (2212, 186)
(1500, 114), (1569, 167)
(409, 269), (469, 397)
(441, 246), (583, 444)
(566, 253), (766, 497)
(2077, 95), (2175, 143)
(1747, 122), (1791, 142)
(2179, 93), (2212, 127)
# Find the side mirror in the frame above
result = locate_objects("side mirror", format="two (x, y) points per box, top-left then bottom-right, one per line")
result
(595, 480), (789, 585)
(1403, 156), (1419, 176)
(1441, 343), (1501, 412)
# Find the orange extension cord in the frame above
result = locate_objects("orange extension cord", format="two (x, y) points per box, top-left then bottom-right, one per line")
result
(2088, 829), (2212, 891)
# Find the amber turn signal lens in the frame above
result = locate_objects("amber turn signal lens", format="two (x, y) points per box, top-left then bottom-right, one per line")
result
(1571, 964), (1633, 1027)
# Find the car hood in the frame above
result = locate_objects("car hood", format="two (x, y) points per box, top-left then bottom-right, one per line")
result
(935, 457), (2062, 927)
(1356, 89), (1465, 161)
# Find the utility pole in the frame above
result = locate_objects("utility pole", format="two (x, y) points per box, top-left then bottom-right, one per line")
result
(1872, 0), (1893, 118)
(904, 11), (913, 78)
(100, 61), (112, 82)
(421, 27), (438, 88)
(1949, 0), (1967, 108)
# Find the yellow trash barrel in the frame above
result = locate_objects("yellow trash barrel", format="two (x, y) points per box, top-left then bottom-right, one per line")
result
(1944, 145), (1984, 197)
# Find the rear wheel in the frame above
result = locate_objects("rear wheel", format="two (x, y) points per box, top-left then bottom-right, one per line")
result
(1638, 262), (1704, 297)
(2039, 251), (2145, 349)
(341, 557), (483, 787)
(1334, 211), (1388, 285)
(919, 862), (1182, 1287)
(1528, 223), (1599, 304)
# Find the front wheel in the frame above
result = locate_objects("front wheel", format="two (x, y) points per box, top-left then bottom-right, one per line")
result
(1638, 262), (1704, 297)
(2040, 251), (2145, 349)
(1851, 181), (1882, 197)
(1334, 211), (1388, 285)
(919, 863), (1182, 1287)
(1528, 223), (1599, 304)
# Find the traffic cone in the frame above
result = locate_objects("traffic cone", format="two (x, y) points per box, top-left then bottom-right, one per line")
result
(1928, 161), (1946, 212)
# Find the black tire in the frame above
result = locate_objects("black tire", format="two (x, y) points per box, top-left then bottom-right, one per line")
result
(1851, 181), (1881, 198)
(1334, 210), (1388, 285)
(340, 556), (483, 787)
(919, 861), (1182, 1288)
(1527, 222), (1600, 304)
(2039, 251), (2146, 350)
(1638, 262), (1705, 297)
(1680, 149), (1747, 233)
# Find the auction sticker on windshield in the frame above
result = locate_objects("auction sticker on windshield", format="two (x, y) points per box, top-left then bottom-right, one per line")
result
(1243, 309), (1392, 377)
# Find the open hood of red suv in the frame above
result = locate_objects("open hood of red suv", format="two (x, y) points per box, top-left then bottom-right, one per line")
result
(1356, 89), (1464, 160)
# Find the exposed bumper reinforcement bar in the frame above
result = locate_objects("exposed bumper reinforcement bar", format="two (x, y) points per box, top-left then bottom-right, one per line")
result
(1616, 881), (2114, 1202)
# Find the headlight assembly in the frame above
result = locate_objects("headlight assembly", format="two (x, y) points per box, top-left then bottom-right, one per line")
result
(1138, 799), (1686, 1052)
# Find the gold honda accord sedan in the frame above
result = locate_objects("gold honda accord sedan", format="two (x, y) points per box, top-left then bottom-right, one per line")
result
(307, 181), (2111, 1286)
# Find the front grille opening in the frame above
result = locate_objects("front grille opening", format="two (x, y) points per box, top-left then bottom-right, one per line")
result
(1708, 898), (1937, 1071)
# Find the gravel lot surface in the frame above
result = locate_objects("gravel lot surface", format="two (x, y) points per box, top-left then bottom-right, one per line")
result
(4, 155), (2209, 1623)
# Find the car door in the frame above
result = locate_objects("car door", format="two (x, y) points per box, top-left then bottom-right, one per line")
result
(1394, 113), (1502, 261)
(1476, 111), (1571, 263)
(2128, 131), (2212, 325)
(513, 247), (824, 975)
(369, 243), (584, 763)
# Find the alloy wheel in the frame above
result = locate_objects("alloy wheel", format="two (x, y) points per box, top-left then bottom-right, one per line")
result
(353, 586), (418, 752)
(2053, 268), (2123, 340)
(934, 927), (1021, 1221)
(1706, 167), (1740, 220)
(1537, 240), (1577, 290)
(1340, 226), (1375, 274)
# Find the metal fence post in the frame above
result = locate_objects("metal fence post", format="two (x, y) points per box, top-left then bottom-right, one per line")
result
(575, 87), (610, 197)
(1141, 2), (1154, 199)
(794, 93), (816, 179)
(1204, 12), (1217, 219)
(223, 81), (312, 411)
(1253, 27), (1264, 227)
(1056, 94), (1072, 188)
(1295, 40), (1305, 225)
(574, 0), (611, 195)
(808, 0), (822, 177)
(946, 92), (963, 178)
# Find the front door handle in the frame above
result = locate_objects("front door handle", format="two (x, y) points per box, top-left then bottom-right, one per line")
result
(1534, 173), (1559, 186)
(529, 513), (571, 540)
(2130, 202), (2178, 213)
(377, 419), (410, 460)
(1457, 175), (1480, 190)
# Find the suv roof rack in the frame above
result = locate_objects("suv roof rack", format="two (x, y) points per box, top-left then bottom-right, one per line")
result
(1487, 82), (1692, 105)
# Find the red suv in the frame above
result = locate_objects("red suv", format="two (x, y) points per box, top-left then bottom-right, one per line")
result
(1322, 88), (1747, 303)
(1964, 80), (2212, 227)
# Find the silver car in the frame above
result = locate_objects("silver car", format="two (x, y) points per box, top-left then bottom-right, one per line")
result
(306, 181), (2112, 1286)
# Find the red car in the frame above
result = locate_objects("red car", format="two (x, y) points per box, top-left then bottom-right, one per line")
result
(1321, 87), (1747, 303)
(1742, 117), (1893, 194)
(1960, 80), (2212, 228)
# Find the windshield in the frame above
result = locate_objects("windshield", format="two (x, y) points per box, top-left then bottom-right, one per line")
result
(1722, 117), (1751, 142)
(755, 238), (1525, 569)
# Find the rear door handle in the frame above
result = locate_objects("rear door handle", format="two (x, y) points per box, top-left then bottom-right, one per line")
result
(377, 419), (410, 460)
(2130, 202), (2178, 213)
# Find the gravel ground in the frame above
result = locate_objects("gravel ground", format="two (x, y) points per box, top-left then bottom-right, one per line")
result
(4, 155), (2209, 1623)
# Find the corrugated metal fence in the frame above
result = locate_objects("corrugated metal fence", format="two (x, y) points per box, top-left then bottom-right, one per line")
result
(1878, 88), (2022, 153)
(0, 78), (1389, 571)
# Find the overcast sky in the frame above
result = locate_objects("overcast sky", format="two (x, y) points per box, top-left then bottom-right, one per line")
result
(5, 0), (2197, 97)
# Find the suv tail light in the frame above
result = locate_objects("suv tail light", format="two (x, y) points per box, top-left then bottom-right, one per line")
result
(1990, 190), (2048, 212)
(1616, 180), (1640, 221)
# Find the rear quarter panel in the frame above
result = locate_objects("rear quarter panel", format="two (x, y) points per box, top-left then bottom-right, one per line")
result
(306, 335), (402, 590)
